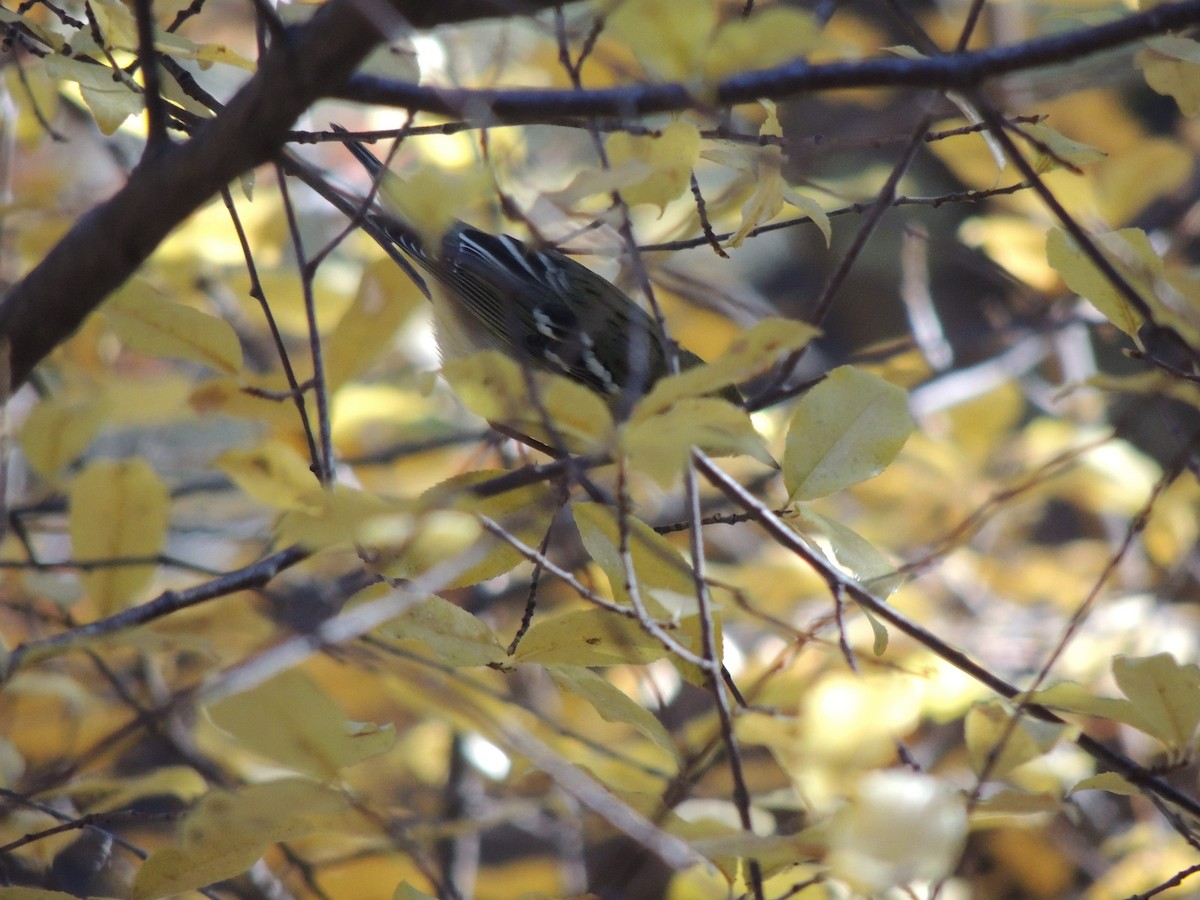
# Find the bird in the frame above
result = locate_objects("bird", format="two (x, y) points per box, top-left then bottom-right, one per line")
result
(332, 124), (738, 422)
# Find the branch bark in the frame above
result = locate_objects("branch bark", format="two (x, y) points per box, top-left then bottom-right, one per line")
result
(2, 0), (1198, 389)
(0, 0), (562, 390)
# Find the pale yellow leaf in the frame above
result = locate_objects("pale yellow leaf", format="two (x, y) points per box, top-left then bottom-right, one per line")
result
(215, 440), (321, 510)
(728, 104), (785, 247)
(781, 186), (832, 246)
(276, 485), (406, 551)
(1112, 652), (1200, 749)
(783, 366), (915, 500)
(1071, 772), (1139, 796)
(1046, 227), (1155, 338)
(43, 56), (141, 135)
(105, 280), (242, 374)
(964, 700), (1069, 780)
(573, 501), (695, 614)
(154, 31), (256, 71)
(704, 7), (820, 80)
(442, 350), (615, 453)
(827, 771), (967, 894)
(622, 396), (769, 485)
(1137, 36), (1200, 116)
(511, 608), (669, 666)
(385, 595), (506, 666)
(324, 256), (423, 390)
(206, 669), (396, 779)
(131, 780), (346, 900)
(634, 317), (819, 416)
(68, 458), (170, 616)
(19, 394), (110, 480)
(1016, 121), (1107, 173)
(377, 470), (555, 588)
(603, 0), (716, 81)
(605, 121), (701, 213)
(548, 666), (679, 760)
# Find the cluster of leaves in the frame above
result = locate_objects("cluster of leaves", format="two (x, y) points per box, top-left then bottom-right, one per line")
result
(3, 0), (1200, 898)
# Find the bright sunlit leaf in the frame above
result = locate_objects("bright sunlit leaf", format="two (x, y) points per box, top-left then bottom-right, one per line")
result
(964, 700), (1070, 780)
(826, 771), (967, 894)
(1112, 653), (1200, 750)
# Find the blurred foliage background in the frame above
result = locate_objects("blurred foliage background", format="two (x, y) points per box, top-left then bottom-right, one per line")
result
(3, 0), (1200, 898)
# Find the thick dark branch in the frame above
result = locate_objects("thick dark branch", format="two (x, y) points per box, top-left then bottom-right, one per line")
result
(0, 0), (563, 390)
(339, 0), (1200, 118)
(1, 0), (1195, 389)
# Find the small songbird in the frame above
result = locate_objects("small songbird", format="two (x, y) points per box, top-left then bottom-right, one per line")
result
(332, 125), (737, 419)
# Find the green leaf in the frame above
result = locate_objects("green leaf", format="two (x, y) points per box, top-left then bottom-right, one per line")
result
(783, 366), (914, 500)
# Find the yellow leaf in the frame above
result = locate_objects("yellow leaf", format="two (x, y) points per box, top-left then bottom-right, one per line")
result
(104, 279), (243, 374)
(154, 31), (256, 71)
(1045, 227), (1154, 338)
(783, 366), (914, 501)
(1015, 121), (1106, 173)
(964, 700), (1069, 780)
(511, 607), (669, 666)
(377, 470), (556, 588)
(728, 103), (785, 247)
(1096, 137), (1193, 225)
(215, 440), (321, 510)
(68, 458), (170, 616)
(385, 595), (506, 666)
(635, 317), (819, 416)
(603, 0), (716, 81)
(548, 666), (679, 760)
(704, 7), (820, 80)
(131, 780), (346, 900)
(206, 669), (395, 778)
(827, 771), (967, 894)
(369, 156), (492, 249)
(1071, 772), (1139, 796)
(605, 121), (701, 213)
(573, 502), (696, 614)
(324, 256), (423, 390)
(19, 394), (110, 480)
(43, 56), (141, 136)
(442, 350), (615, 453)
(188, 375), (307, 432)
(276, 484), (406, 551)
(622, 396), (769, 486)
(1112, 652), (1200, 749)
(1136, 36), (1200, 116)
